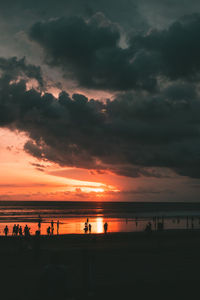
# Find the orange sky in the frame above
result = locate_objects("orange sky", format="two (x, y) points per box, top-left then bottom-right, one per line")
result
(0, 128), (199, 202)
(0, 128), (121, 201)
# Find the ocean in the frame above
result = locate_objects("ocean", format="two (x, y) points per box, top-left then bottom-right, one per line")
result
(0, 201), (200, 235)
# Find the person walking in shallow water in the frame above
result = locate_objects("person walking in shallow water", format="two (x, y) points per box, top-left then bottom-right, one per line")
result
(57, 220), (59, 235)
(47, 226), (51, 236)
(104, 222), (108, 234)
(89, 224), (92, 233)
(84, 223), (88, 233)
(51, 220), (54, 235)
(38, 214), (42, 230)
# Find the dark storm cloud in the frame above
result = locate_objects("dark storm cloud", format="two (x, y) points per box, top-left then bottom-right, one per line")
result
(29, 14), (145, 91)
(0, 0), (145, 30)
(28, 13), (200, 92)
(0, 57), (43, 87)
(1, 56), (200, 178)
(133, 14), (200, 81)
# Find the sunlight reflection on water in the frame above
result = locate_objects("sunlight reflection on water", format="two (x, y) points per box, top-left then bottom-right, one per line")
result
(0, 216), (199, 235)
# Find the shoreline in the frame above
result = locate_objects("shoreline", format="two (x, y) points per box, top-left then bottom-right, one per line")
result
(0, 227), (200, 239)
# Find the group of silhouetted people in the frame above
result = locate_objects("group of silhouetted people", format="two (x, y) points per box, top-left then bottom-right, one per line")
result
(2, 224), (31, 237)
(84, 218), (92, 233)
(83, 218), (108, 234)
(3, 217), (61, 237)
(47, 220), (60, 236)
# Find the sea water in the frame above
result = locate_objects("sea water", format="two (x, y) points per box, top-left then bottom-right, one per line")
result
(0, 201), (200, 235)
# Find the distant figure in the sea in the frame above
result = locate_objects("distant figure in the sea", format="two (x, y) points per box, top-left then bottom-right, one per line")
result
(38, 214), (42, 229)
(84, 224), (88, 233)
(57, 220), (60, 235)
(35, 230), (40, 236)
(104, 222), (108, 234)
(4, 225), (8, 236)
(89, 224), (92, 233)
(47, 226), (51, 236)
(87, 217), (89, 223)
(51, 220), (54, 235)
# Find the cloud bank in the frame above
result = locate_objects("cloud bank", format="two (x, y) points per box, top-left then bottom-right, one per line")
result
(0, 47), (200, 178)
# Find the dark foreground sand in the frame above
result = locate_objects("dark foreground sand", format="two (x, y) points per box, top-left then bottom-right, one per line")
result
(0, 230), (200, 300)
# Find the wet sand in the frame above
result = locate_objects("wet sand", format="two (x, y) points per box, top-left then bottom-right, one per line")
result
(1, 230), (200, 299)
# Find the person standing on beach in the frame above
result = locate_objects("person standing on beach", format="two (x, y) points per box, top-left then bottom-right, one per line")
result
(12, 224), (16, 236)
(4, 225), (8, 236)
(19, 226), (22, 236)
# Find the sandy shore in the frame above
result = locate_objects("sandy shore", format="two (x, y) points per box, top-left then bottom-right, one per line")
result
(0, 229), (200, 299)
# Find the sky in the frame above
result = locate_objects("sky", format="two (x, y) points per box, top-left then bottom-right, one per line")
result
(1, 0), (200, 201)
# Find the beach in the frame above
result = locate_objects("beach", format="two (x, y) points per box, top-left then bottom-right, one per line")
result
(1, 230), (200, 300)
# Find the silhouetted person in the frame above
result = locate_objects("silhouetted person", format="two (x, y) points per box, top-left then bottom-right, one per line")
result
(16, 224), (19, 235)
(47, 226), (51, 236)
(87, 218), (89, 223)
(104, 222), (108, 234)
(51, 220), (54, 228)
(12, 224), (16, 236)
(57, 220), (60, 235)
(51, 220), (54, 235)
(89, 224), (92, 233)
(19, 226), (22, 236)
(4, 225), (8, 236)
(84, 224), (88, 233)
(24, 225), (30, 238)
(38, 214), (41, 229)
